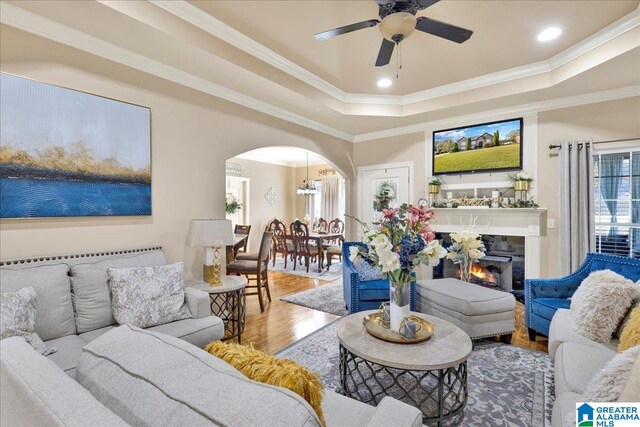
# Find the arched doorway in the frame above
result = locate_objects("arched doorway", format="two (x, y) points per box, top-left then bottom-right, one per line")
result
(225, 146), (347, 259)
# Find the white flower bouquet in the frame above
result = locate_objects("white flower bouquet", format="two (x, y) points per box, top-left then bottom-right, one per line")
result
(446, 231), (486, 282)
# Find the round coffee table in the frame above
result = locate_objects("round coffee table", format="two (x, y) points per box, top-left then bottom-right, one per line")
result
(337, 310), (472, 426)
(186, 276), (247, 343)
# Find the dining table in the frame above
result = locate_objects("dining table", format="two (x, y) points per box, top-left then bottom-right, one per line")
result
(226, 233), (249, 264)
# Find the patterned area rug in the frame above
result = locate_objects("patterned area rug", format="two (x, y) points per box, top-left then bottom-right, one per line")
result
(277, 320), (555, 427)
(280, 280), (348, 316)
(269, 257), (342, 281)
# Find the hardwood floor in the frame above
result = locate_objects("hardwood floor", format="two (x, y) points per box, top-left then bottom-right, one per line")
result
(241, 271), (548, 354)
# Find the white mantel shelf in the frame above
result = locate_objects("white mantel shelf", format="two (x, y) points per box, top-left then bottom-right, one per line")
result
(429, 207), (548, 279)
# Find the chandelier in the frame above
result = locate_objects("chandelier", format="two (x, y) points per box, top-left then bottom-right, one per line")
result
(296, 152), (319, 196)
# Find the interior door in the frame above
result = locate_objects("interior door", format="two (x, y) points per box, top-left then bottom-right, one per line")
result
(360, 165), (411, 227)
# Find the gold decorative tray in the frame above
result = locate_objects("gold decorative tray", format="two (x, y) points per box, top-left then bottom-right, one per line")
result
(362, 313), (434, 344)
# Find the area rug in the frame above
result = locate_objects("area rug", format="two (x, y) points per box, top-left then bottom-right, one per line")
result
(269, 257), (342, 281)
(280, 280), (348, 316)
(276, 320), (554, 427)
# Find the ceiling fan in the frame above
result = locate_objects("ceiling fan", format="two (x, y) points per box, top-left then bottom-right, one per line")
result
(315, 0), (473, 67)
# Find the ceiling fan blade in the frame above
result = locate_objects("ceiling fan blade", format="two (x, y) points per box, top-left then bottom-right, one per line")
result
(375, 38), (395, 67)
(417, 0), (440, 9)
(315, 19), (380, 40)
(415, 17), (473, 43)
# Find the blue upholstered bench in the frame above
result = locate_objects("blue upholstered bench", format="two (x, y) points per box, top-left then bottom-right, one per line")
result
(525, 252), (640, 339)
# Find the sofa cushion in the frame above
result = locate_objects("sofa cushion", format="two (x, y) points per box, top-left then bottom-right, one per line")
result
(548, 309), (619, 360)
(531, 298), (570, 321)
(107, 262), (191, 328)
(0, 337), (128, 427)
(0, 264), (75, 341)
(76, 325), (321, 426)
(619, 350), (640, 401)
(146, 316), (224, 348)
(78, 326), (115, 344)
(570, 270), (639, 343)
(554, 342), (616, 396)
(1, 286), (56, 356)
(70, 250), (165, 333)
(416, 278), (515, 316)
(322, 391), (375, 427)
(44, 335), (88, 377)
(551, 392), (583, 427)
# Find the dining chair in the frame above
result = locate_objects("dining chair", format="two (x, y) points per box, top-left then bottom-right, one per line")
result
(233, 224), (251, 254)
(290, 220), (318, 273)
(317, 217), (328, 233)
(271, 219), (295, 268)
(226, 231), (273, 312)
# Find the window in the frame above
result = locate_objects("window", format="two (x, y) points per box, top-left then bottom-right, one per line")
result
(593, 149), (640, 258)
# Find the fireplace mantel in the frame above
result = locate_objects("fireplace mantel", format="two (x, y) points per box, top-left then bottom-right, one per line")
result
(429, 207), (548, 279)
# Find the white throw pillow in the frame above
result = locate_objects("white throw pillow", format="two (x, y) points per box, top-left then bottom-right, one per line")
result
(0, 286), (57, 355)
(570, 270), (639, 343)
(584, 345), (640, 401)
(107, 262), (191, 328)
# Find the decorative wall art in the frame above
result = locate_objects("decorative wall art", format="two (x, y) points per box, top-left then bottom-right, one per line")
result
(0, 73), (151, 218)
(264, 187), (279, 207)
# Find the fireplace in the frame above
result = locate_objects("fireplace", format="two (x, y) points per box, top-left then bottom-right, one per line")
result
(434, 233), (525, 293)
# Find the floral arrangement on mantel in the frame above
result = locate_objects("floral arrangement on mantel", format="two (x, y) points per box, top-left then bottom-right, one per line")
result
(446, 231), (486, 283)
(427, 177), (444, 185)
(225, 193), (242, 215)
(349, 204), (446, 332)
(511, 171), (533, 182)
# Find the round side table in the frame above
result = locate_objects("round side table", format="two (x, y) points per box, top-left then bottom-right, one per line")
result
(186, 276), (247, 343)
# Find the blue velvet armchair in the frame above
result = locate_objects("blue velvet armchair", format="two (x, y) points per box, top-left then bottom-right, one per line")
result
(525, 252), (640, 339)
(342, 242), (416, 314)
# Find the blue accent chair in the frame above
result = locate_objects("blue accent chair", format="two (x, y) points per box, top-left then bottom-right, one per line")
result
(342, 242), (416, 314)
(525, 252), (640, 339)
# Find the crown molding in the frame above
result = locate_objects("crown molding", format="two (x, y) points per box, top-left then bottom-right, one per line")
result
(0, 2), (354, 143)
(352, 85), (640, 143)
(152, 1), (639, 107)
(149, 0), (348, 101)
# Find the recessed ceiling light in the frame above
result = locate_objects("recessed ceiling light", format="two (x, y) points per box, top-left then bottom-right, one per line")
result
(537, 27), (562, 42)
(377, 78), (392, 88)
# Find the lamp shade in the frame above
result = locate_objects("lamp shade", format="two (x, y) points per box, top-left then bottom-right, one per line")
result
(187, 219), (235, 247)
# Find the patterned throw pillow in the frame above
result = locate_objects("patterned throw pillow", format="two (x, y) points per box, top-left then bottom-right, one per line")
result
(108, 262), (192, 329)
(353, 258), (383, 281)
(570, 270), (639, 343)
(1, 286), (57, 355)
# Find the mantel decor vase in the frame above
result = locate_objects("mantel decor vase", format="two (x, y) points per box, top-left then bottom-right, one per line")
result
(390, 281), (411, 333)
(513, 181), (530, 192)
(428, 184), (441, 195)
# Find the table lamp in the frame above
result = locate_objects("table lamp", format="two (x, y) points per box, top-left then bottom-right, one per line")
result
(187, 219), (235, 286)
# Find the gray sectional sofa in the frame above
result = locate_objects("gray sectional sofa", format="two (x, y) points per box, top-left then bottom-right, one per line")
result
(0, 248), (224, 376)
(549, 308), (636, 427)
(1, 248), (423, 427)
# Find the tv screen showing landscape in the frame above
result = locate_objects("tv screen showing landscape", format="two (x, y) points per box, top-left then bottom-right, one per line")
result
(432, 118), (523, 175)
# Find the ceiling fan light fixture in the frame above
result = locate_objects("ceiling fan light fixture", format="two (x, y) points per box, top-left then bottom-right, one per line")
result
(379, 12), (417, 42)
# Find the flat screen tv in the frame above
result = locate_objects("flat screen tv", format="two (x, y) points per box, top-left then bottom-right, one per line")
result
(432, 117), (523, 175)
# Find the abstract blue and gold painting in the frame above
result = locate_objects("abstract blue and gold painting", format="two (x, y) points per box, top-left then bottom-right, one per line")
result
(0, 73), (151, 218)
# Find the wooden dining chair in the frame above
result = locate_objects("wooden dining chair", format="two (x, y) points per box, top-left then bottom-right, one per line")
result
(325, 218), (345, 268)
(226, 231), (272, 312)
(290, 220), (318, 273)
(317, 217), (328, 233)
(271, 219), (295, 268)
(233, 224), (251, 254)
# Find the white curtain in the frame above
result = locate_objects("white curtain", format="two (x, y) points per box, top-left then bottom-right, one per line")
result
(305, 193), (315, 220)
(560, 140), (595, 274)
(321, 177), (343, 221)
